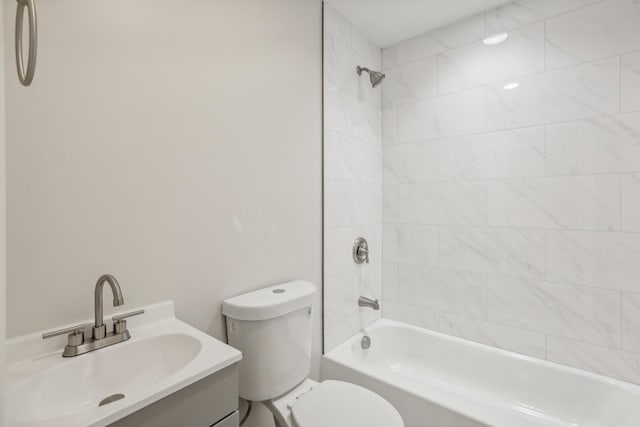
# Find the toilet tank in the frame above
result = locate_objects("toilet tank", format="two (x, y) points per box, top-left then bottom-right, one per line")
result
(222, 281), (316, 402)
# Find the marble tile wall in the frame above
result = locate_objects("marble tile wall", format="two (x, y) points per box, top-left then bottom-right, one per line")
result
(381, 0), (640, 384)
(323, 4), (383, 351)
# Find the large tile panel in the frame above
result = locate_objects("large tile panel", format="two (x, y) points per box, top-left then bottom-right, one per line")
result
(439, 226), (546, 279)
(622, 173), (640, 232)
(547, 336), (640, 384)
(395, 265), (488, 319)
(622, 51), (640, 113)
(485, 0), (600, 34)
(545, 0), (640, 70)
(439, 127), (545, 180)
(383, 224), (438, 265)
(324, 130), (381, 184)
(384, 300), (547, 358)
(486, 57), (620, 129)
(382, 141), (438, 184)
(546, 113), (640, 175)
(438, 23), (544, 94)
(398, 181), (488, 226)
(398, 87), (486, 142)
(488, 175), (621, 231)
(547, 230), (640, 291)
(383, 56), (438, 107)
(488, 276), (621, 347)
(623, 292), (640, 352)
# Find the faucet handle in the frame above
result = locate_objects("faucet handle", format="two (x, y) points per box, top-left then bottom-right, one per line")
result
(357, 246), (370, 263)
(42, 324), (87, 347)
(353, 237), (370, 264)
(112, 309), (145, 322)
(112, 309), (145, 334)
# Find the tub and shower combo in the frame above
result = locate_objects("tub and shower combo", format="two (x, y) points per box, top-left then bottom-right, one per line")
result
(321, 0), (640, 424)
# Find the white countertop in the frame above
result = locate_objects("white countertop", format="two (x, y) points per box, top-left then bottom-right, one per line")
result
(4, 301), (242, 427)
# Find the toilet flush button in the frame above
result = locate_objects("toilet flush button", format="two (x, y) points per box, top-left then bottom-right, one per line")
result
(273, 289), (285, 294)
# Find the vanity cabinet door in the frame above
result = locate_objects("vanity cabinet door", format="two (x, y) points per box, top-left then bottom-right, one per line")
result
(109, 364), (239, 427)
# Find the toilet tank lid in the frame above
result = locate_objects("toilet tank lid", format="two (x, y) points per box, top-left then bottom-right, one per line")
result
(222, 281), (316, 321)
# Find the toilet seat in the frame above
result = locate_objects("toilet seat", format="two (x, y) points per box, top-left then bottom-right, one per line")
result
(290, 380), (403, 427)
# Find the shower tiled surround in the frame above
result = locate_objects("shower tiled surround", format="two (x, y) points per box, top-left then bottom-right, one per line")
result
(381, 0), (640, 384)
(323, 4), (383, 351)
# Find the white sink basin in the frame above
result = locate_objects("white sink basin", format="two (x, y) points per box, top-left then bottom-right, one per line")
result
(8, 334), (201, 422)
(4, 302), (242, 427)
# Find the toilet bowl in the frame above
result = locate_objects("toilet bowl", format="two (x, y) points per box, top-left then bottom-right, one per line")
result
(265, 378), (403, 427)
(222, 281), (404, 427)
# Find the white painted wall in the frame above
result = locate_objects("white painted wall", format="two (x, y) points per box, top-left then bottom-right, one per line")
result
(3, 0), (322, 385)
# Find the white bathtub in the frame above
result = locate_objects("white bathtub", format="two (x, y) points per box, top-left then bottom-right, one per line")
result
(321, 319), (640, 427)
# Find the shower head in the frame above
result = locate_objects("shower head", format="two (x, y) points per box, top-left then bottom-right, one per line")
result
(357, 66), (386, 88)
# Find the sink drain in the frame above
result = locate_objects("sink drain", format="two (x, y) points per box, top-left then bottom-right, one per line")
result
(99, 393), (125, 407)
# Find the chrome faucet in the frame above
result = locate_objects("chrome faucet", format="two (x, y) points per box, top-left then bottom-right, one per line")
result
(358, 296), (380, 310)
(93, 274), (124, 339)
(42, 274), (144, 357)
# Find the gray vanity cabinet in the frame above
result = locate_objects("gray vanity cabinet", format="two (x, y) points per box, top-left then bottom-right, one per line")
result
(109, 364), (239, 427)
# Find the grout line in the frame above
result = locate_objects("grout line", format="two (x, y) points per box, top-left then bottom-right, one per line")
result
(543, 18), (547, 72)
(394, 183), (399, 224)
(484, 273), (490, 322)
(384, 296), (623, 352)
(543, 124), (548, 177)
(620, 291), (625, 350)
(620, 55), (624, 113)
(435, 138), (440, 179)
(483, 10), (488, 38)
(331, 171), (631, 186)
(340, 168), (640, 186)
(435, 226), (440, 267)
(545, 334), (549, 360)
(396, 261), (400, 300)
(396, 222), (640, 235)
(331, 219), (640, 236)
(620, 174), (624, 231)
(436, 53), (441, 97)
(483, 86), (488, 132)
(544, 228), (548, 281)
(392, 110), (640, 148)
(541, 0), (604, 21)
(390, 259), (640, 295)
(394, 105), (399, 144)
(486, 166), (491, 227)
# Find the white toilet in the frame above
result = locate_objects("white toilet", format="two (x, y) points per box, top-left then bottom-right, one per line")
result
(222, 280), (404, 427)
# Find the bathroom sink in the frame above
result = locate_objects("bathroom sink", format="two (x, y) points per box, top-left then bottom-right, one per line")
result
(4, 302), (242, 427)
(8, 334), (201, 422)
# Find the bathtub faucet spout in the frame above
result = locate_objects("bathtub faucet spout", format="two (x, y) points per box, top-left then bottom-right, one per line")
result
(358, 296), (380, 310)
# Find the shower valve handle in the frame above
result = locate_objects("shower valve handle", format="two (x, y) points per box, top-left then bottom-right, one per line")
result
(357, 246), (369, 263)
(353, 237), (369, 264)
